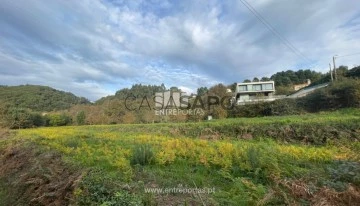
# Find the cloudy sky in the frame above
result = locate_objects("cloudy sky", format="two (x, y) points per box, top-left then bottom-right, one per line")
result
(1, 0), (360, 101)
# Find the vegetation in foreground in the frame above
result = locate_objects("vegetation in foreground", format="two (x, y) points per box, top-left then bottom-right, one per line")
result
(1, 109), (360, 205)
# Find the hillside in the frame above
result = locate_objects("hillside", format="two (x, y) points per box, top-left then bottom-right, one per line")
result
(96, 83), (172, 104)
(0, 85), (90, 112)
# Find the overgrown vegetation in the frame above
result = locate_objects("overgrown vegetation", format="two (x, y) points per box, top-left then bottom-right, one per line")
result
(302, 79), (360, 112)
(0, 110), (358, 205)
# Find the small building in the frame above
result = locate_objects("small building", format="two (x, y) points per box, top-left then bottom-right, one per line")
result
(234, 81), (280, 105)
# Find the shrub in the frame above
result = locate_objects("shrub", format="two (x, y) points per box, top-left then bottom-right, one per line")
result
(30, 112), (46, 127)
(230, 98), (302, 117)
(264, 98), (303, 116)
(324, 160), (360, 191)
(76, 111), (86, 125)
(215, 177), (266, 206)
(130, 144), (155, 166)
(4, 108), (47, 129)
(47, 113), (72, 126)
(302, 79), (360, 112)
(76, 169), (142, 205)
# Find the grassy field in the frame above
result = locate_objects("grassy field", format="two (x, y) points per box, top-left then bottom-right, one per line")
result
(1, 109), (360, 205)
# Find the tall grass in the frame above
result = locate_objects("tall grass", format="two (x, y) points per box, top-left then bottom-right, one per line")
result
(8, 109), (360, 205)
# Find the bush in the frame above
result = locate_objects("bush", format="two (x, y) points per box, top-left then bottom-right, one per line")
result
(31, 113), (46, 127)
(47, 114), (72, 126)
(323, 161), (360, 191)
(229, 103), (267, 118)
(76, 111), (86, 125)
(76, 169), (142, 206)
(130, 144), (155, 166)
(229, 98), (302, 117)
(4, 108), (46, 129)
(264, 98), (303, 116)
(302, 79), (360, 112)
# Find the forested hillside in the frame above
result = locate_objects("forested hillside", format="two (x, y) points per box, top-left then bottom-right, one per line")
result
(96, 83), (178, 104)
(0, 85), (90, 112)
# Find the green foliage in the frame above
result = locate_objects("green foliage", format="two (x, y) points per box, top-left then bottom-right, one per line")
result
(261, 77), (271, 81)
(6, 108), (33, 129)
(247, 147), (261, 170)
(275, 85), (294, 95)
(12, 111), (360, 205)
(302, 79), (360, 112)
(197, 87), (208, 96)
(264, 98), (303, 116)
(309, 73), (332, 86)
(1, 108), (47, 129)
(76, 111), (86, 125)
(229, 98), (302, 117)
(130, 144), (155, 166)
(30, 112), (45, 127)
(0, 85), (90, 112)
(347, 65), (360, 78)
(271, 69), (323, 86)
(324, 161), (360, 191)
(215, 178), (266, 206)
(76, 169), (142, 206)
(311, 65), (351, 86)
(97, 83), (167, 103)
(47, 114), (72, 126)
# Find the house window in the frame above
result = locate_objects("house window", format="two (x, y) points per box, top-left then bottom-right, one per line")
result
(239, 94), (249, 100)
(264, 83), (273, 90)
(253, 84), (262, 91)
(238, 85), (247, 91)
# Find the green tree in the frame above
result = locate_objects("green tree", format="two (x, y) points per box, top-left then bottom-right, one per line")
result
(170, 86), (181, 92)
(260, 77), (270, 81)
(347, 65), (360, 78)
(6, 108), (33, 129)
(48, 114), (71, 126)
(197, 87), (208, 96)
(30, 113), (45, 127)
(76, 111), (86, 125)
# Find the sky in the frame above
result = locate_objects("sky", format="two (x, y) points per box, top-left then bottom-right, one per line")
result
(1, 0), (360, 101)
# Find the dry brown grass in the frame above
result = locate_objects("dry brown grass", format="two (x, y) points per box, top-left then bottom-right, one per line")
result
(271, 176), (360, 206)
(0, 145), (82, 206)
(0, 128), (9, 139)
(311, 185), (360, 206)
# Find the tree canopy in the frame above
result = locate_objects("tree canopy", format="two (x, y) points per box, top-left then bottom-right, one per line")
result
(0, 85), (90, 112)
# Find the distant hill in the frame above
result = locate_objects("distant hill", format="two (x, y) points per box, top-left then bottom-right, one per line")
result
(95, 83), (170, 104)
(0, 85), (90, 112)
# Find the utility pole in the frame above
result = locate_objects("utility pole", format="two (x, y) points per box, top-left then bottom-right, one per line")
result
(333, 55), (337, 80)
(329, 63), (333, 81)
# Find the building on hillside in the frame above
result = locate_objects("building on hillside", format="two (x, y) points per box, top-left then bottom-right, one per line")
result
(234, 81), (285, 105)
(293, 79), (311, 91)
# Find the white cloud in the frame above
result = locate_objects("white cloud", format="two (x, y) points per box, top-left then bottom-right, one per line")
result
(1, 0), (360, 101)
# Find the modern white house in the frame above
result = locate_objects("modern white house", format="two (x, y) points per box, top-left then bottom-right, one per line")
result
(234, 81), (284, 105)
(231, 80), (329, 105)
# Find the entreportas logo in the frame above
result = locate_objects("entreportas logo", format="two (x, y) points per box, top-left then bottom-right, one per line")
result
(124, 91), (234, 116)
